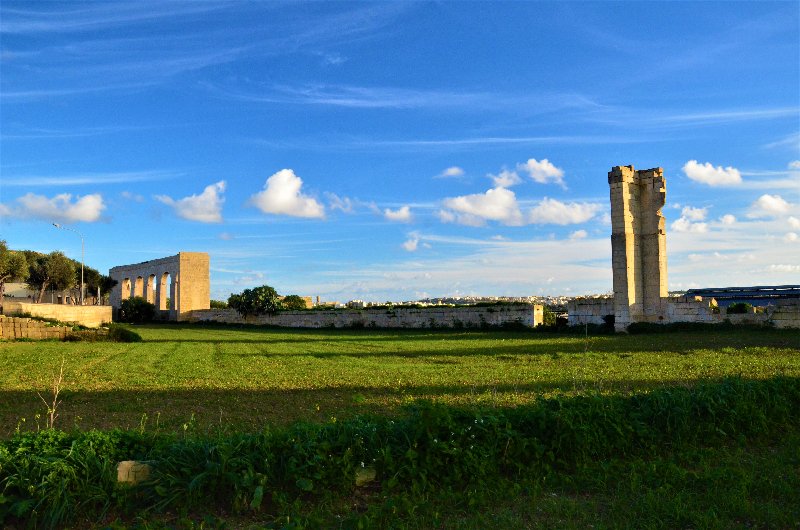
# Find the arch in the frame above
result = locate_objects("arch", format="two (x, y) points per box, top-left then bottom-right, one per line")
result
(134, 276), (144, 298)
(121, 278), (131, 300)
(146, 274), (157, 304)
(158, 272), (173, 310)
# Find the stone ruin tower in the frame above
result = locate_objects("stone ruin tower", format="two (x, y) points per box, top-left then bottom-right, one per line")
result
(608, 166), (668, 330)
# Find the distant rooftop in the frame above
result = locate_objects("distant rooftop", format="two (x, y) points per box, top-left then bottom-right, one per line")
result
(685, 285), (800, 306)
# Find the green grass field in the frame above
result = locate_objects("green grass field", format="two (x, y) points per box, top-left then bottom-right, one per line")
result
(1, 324), (798, 435)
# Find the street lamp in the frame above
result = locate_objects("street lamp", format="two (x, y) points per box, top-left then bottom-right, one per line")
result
(52, 223), (84, 305)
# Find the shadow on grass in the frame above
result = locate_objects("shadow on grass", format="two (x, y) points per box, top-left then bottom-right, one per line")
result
(0, 376), (774, 437)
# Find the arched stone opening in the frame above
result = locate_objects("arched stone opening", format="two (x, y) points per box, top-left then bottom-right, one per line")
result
(134, 276), (144, 298)
(146, 274), (157, 304)
(121, 278), (131, 300)
(159, 272), (173, 311)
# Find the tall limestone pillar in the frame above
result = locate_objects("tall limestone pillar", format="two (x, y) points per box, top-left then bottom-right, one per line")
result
(608, 166), (668, 331)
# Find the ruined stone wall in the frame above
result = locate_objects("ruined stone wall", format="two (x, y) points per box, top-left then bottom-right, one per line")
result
(0, 315), (71, 340)
(109, 252), (209, 321)
(568, 295), (800, 329)
(608, 166), (668, 331)
(2, 301), (111, 328)
(187, 304), (542, 329)
(567, 297), (614, 326)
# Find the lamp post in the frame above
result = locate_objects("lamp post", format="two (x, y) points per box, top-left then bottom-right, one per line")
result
(52, 223), (84, 305)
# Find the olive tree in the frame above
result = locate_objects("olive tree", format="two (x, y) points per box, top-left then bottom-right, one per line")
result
(228, 285), (282, 316)
(281, 295), (308, 310)
(27, 251), (76, 303)
(0, 240), (28, 309)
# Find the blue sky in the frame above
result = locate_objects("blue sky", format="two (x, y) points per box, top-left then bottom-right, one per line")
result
(1, 1), (798, 302)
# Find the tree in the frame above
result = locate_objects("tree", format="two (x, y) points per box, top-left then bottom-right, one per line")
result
(228, 285), (282, 316)
(26, 251), (76, 303)
(0, 240), (28, 309)
(281, 295), (308, 310)
(118, 296), (155, 323)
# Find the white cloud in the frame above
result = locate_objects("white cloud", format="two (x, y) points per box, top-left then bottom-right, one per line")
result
(789, 160), (800, 169)
(489, 169), (522, 188)
(4, 192), (106, 222)
(120, 191), (144, 202)
(441, 187), (523, 226)
(719, 214), (736, 225)
(769, 264), (800, 272)
(527, 198), (600, 225)
(384, 205), (413, 223)
(789, 216), (800, 229)
(680, 206), (707, 221)
(569, 229), (588, 240)
(436, 166), (465, 178)
(326, 193), (354, 213)
(682, 160), (742, 186)
(155, 180), (225, 223)
(402, 236), (419, 252)
(785, 232), (798, 242)
(671, 217), (708, 233)
(249, 169), (325, 219)
(748, 194), (793, 218)
(517, 158), (565, 187)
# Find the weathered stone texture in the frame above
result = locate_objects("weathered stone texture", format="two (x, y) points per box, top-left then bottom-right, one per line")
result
(1, 301), (111, 328)
(567, 297), (614, 326)
(608, 165), (668, 331)
(188, 304), (542, 329)
(0, 315), (70, 340)
(110, 252), (210, 321)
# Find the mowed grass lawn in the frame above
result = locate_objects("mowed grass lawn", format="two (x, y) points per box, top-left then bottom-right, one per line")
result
(1, 324), (798, 435)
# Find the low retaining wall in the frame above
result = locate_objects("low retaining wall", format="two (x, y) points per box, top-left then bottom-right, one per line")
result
(188, 304), (543, 329)
(2, 301), (112, 328)
(0, 315), (70, 340)
(569, 296), (800, 329)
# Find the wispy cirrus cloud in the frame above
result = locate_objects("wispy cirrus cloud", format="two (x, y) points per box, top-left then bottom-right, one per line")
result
(0, 170), (182, 187)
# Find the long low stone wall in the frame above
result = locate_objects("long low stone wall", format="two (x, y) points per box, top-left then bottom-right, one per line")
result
(0, 315), (71, 340)
(2, 301), (112, 328)
(188, 304), (543, 329)
(568, 296), (800, 329)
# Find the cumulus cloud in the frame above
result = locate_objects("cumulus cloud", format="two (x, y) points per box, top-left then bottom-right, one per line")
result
(527, 198), (600, 225)
(441, 187), (523, 226)
(488, 169), (522, 188)
(671, 217), (708, 233)
(789, 160), (800, 169)
(720, 214), (736, 225)
(250, 169), (325, 218)
(402, 236), (419, 251)
(789, 216), (800, 229)
(785, 232), (798, 242)
(517, 158), (565, 187)
(436, 166), (465, 178)
(384, 205), (413, 223)
(2, 192), (106, 222)
(155, 181), (225, 223)
(682, 160), (742, 186)
(748, 194), (793, 218)
(569, 229), (588, 240)
(680, 206), (707, 221)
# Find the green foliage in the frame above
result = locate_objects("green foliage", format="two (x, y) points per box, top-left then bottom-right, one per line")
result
(209, 299), (228, 309)
(542, 306), (557, 326)
(26, 251), (76, 303)
(281, 295), (308, 311)
(727, 302), (754, 314)
(118, 297), (156, 324)
(228, 285), (282, 316)
(1, 377), (798, 528)
(107, 324), (142, 343)
(0, 241), (28, 304)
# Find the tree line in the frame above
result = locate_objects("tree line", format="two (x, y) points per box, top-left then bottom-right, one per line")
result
(0, 240), (117, 306)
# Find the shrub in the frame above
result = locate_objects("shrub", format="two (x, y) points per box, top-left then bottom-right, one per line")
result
(727, 302), (753, 314)
(107, 324), (142, 342)
(118, 296), (155, 324)
(228, 285), (282, 317)
(281, 294), (308, 310)
(209, 299), (228, 309)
